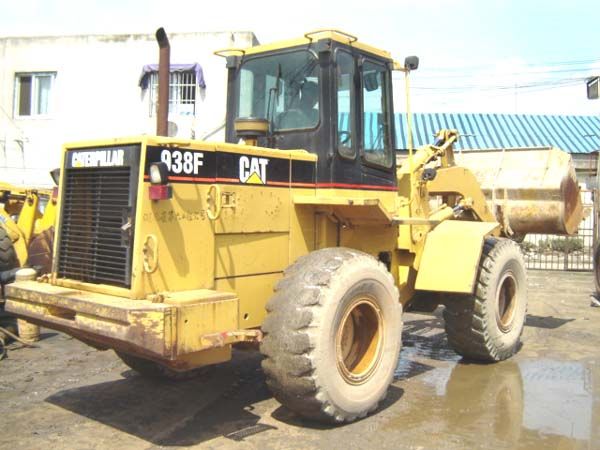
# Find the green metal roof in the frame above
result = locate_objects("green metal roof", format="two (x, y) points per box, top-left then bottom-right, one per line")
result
(394, 113), (600, 153)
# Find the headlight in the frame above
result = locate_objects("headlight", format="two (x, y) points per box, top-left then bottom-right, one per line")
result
(149, 162), (169, 185)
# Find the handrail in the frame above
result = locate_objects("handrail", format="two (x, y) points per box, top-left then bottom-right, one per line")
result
(304, 29), (358, 44)
(213, 48), (245, 58)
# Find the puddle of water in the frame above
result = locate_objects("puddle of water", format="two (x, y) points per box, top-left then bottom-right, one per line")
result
(389, 357), (600, 449)
(395, 329), (460, 381)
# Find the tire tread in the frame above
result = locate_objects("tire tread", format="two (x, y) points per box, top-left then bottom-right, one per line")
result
(443, 238), (527, 362)
(260, 247), (400, 423)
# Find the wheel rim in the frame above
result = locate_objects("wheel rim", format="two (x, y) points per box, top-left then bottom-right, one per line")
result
(496, 272), (518, 332)
(336, 296), (383, 385)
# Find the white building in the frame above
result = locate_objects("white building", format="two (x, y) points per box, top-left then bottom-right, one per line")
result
(0, 31), (258, 186)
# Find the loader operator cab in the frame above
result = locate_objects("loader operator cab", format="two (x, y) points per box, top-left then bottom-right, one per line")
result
(222, 30), (417, 190)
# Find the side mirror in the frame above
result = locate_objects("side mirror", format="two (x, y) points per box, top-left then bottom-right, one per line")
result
(404, 56), (419, 71)
(364, 72), (379, 92)
(50, 168), (60, 186)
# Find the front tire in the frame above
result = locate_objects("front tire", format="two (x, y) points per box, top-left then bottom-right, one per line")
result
(261, 248), (402, 423)
(443, 238), (527, 362)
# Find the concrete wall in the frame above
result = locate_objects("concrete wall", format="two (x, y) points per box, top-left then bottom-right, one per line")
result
(0, 31), (257, 187)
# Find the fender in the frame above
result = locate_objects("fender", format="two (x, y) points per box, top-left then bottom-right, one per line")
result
(415, 220), (499, 293)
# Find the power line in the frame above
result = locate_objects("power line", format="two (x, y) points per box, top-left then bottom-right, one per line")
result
(409, 79), (584, 97)
(411, 66), (600, 80)
(408, 75), (586, 93)
(420, 57), (600, 72)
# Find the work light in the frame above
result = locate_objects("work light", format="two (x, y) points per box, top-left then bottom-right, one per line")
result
(149, 162), (169, 185)
(148, 162), (172, 200)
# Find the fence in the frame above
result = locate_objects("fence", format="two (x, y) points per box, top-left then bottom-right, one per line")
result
(521, 190), (596, 271)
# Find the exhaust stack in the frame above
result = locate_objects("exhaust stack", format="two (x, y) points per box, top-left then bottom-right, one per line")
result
(155, 27), (170, 136)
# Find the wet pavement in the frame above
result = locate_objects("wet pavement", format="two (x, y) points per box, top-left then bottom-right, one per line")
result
(1, 270), (599, 449)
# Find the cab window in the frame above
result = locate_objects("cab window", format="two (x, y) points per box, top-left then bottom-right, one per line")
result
(336, 51), (355, 158)
(237, 50), (319, 131)
(362, 61), (392, 167)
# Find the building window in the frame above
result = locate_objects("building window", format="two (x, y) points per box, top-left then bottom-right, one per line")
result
(15, 72), (55, 117)
(149, 71), (197, 116)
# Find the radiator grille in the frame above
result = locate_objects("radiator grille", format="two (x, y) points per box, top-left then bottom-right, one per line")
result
(57, 167), (135, 287)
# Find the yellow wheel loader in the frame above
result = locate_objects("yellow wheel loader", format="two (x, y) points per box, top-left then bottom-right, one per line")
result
(1, 179), (57, 345)
(4, 29), (583, 423)
(0, 180), (58, 278)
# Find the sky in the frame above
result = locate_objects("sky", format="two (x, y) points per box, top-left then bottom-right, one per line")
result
(1, 0), (599, 116)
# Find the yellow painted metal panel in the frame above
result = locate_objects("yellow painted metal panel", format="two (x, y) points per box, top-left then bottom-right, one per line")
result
(135, 179), (215, 296)
(54, 279), (132, 298)
(162, 289), (236, 306)
(132, 141), (213, 297)
(4, 280), (174, 358)
(294, 196), (392, 226)
(309, 188), (397, 212)
(215, 232), (289, 278)
(213, 185), (290, 234)
(340, 225), (397, 257)
(415, 221), (499, 293)
(290, 188), (316, 264)
(215, 272), (283, 329)
(315, 213), (338, 250)
(5, 281), (242, 362)
(176, 298), (239, 355)
(294, 196), (384, 206)
(53, 137), (313, 298)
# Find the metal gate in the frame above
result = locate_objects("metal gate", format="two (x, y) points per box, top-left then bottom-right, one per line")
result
(521, 190), (596, 271)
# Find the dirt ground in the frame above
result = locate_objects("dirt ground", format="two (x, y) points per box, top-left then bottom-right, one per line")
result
(1, 270), (599, 450)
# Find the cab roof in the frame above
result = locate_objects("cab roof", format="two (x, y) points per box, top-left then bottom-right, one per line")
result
(241, 30), (393, 61)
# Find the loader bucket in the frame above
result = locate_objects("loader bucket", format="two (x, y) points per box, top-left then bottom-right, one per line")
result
(455, 147), (583, 236)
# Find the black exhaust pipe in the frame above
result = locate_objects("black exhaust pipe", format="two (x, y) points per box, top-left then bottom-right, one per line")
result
(155, 27), (170, 136)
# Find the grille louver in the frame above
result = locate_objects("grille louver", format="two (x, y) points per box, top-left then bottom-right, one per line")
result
(57, 166), (136, 288)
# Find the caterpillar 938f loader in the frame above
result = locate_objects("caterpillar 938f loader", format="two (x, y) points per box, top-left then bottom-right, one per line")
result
(5, 30), (583, 423)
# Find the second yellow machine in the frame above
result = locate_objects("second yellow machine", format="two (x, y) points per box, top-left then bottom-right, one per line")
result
(5, 30), (582, 423)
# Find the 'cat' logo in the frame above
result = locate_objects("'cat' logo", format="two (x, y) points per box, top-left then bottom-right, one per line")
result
(239, 156), (269, 184)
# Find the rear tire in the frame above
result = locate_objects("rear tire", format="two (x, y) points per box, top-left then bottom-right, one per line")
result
(0, 226), (18, 273)
(443, 238), (527, 362)
(116, 351), (211, 381)
(261, 247), (402, 423)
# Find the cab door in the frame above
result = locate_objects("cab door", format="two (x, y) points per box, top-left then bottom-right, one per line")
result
(331, 48), (397, 199)
(359, 57), (396, 192)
